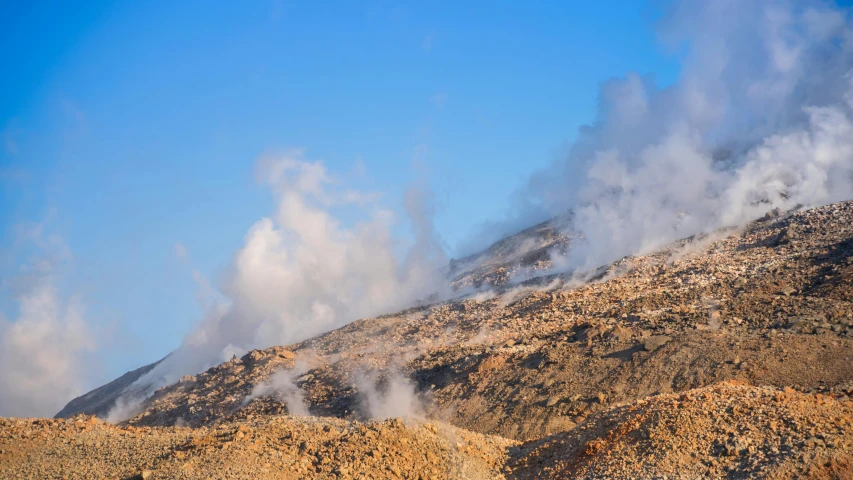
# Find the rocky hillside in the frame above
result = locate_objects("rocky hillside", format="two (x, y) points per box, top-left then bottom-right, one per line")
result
(53, 213), (572, 422)
(5, 201), (853, 478)
(5, 382), (852, 479)
(55, 358), (164, 419)
(449, 213), (571, 289)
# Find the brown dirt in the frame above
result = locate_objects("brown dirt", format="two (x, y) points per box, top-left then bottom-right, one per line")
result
(508, 382), (853, 480)
(7, 201), (853, 478)
(0, 415), (512, 479)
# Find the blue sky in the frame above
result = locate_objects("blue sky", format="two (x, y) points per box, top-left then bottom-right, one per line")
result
(0, 1), (679, 385)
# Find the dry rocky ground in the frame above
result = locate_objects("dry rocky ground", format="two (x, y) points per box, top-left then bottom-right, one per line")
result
(3, 202), (853, 478)
(0, 415), (511, 479)
(508, 381), (853, 479)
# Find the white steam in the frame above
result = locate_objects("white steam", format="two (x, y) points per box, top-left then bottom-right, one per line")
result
(105, 395), (145, 424)
(355, 370), (425, 420)
(109, 0), (853, 419)
(0, 226), (96, 417)
(130, 151), (449, 400)
(244, 368), (309, 416)
(521, 0), (853, 270)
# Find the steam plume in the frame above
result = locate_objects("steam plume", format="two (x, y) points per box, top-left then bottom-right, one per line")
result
(519, 0), (853, 270)
(0, 226), (95, 417)
(125, 151), (449, 405)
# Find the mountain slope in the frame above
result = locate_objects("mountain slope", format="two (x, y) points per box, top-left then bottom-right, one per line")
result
(120, 202), (853, 437)
(55, 357), (164, 419)
(20, 200), (853, 478)
(55, 212), (574, 421)
(449, 214), (571, 289)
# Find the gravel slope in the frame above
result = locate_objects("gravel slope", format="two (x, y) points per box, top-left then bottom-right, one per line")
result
(6, 201), (853, 478)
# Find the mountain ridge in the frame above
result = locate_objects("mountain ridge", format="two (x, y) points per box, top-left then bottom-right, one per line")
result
(8, 200), (853, 479)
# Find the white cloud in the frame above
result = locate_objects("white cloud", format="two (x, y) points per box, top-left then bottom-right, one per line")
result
(0, 228), (96, 417)
(513, 0), (853, 271)
(127, 151), (449, 400)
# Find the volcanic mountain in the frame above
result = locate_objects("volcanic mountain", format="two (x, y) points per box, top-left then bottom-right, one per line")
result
(4, 201), (853, 479)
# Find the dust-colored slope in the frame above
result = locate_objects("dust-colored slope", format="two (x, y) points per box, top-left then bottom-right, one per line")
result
(125, 203), (853, 442)
(508, 382), (853, 480)
(4, 382), (853, 479)
(24, 201), (853, 479)
(412, 332), (853, 441)
(0, 415), (513, 480)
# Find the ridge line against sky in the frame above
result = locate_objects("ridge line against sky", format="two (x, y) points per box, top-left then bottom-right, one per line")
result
(0, 0), (679, 409)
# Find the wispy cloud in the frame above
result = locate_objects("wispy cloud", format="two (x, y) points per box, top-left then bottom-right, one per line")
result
(0, 221), (96, 417)
(126, 150), (449, 400)
(477, 0), (853, 273)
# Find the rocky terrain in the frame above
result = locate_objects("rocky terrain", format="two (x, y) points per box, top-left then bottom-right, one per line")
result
(0, 415), (512, 479)
(3, 201), (853, 478)
(448, 214), (571, 289)
(55, 358), (165, 419)
(509, 381), (853, 479)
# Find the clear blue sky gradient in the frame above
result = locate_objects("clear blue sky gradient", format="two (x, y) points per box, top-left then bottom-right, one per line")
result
(0, 1), (680, 384)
